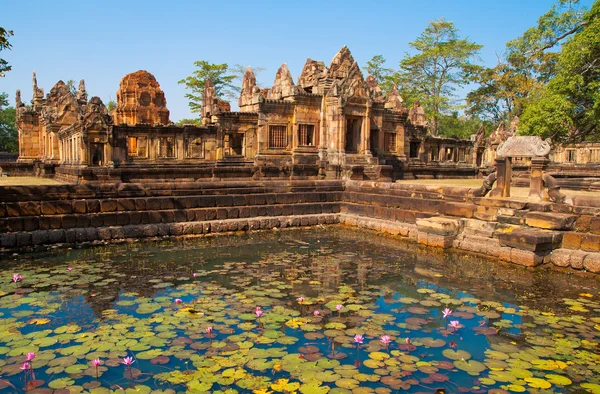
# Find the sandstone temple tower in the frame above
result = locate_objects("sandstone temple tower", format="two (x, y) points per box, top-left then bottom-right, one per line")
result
(113, 70), (170, 126)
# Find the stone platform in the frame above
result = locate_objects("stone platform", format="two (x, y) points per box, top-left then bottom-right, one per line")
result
(1, 179), (600, 275)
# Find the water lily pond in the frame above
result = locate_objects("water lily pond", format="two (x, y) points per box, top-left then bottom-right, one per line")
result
(0, 227), (599, 394)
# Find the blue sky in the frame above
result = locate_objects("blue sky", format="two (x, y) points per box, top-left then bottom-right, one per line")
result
(1, 0), (593, 121)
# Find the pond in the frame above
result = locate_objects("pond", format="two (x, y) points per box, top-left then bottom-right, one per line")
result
(0, 227), (599, 394)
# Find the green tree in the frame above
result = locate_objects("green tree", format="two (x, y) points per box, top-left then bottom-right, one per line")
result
(175, 118), (203, 126)
(365, 55), (395, 92)
(438, 112), (492, 140)
(106, 100), (117, 112)
(178, 61), (237, 115)
(66, 80), (77, 96)
(520, 0), (600, 142)
(396, 18), (482, 135)
(229, 64), (265, 95)
(467, 0), (587, 122)
(0, 27), (14, 77)
(0, 92), (18, 152)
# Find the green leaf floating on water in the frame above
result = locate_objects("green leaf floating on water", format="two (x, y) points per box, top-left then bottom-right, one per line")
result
(442, 349), (472, 360)
(454, 359), (486, 375)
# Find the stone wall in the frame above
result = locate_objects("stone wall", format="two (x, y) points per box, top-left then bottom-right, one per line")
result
(0, 180), (342, 249)
(1, 179), (599, 275)
(340, 181), (600, 274)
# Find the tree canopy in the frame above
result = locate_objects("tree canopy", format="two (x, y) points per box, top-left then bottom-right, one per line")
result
(467, 0), (588, 124)
(0, 92), (18, 152)
(178, 61), (237, 116)
(395, 18), (482, 135)
(520, 1), (600, 142)
(0, 27), (14, 78)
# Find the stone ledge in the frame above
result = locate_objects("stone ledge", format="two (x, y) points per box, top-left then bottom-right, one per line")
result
(549, 248), (600, 273)
(525, 212), (577, 230)
(416, 217), (462, 236)
(0, 214), (341, 249)
(496, 228), (561, 252)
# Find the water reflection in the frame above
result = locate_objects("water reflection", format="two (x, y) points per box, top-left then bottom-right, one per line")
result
(0, 227), (598, 393)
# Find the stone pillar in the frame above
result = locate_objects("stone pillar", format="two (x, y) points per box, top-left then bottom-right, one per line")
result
(490, 157), (512, 197)
(529, 157), (550, 202)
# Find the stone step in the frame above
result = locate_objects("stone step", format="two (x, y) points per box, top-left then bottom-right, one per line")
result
(496, 227), (562, 252)
(416, 217), (461, 236)
(525, 212), (578, 230)
(497, 215), (525, 225)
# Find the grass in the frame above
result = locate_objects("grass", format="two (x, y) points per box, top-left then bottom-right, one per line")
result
(0, 176), (65, 186)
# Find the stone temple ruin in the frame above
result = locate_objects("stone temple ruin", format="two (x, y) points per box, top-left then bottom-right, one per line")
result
(13, 47), (482, 183)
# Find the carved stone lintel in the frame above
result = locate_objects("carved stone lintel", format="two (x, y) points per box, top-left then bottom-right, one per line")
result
(496, 136), (551, 158)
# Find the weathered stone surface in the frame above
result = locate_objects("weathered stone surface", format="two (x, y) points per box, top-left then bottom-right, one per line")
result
(583, 253), (600, 273)
(443, 203), (475, 218)
(509, 248), (544, 267)
(416, 217), (461, 236)
(113, 70), (170, 125)
(496, 136), (551, 158)
(497, 228), (559, 252)
(581, 234), (600, 252)
(525, 212), (577, 230)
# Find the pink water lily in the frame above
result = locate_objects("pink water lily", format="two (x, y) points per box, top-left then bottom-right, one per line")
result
(92, 358), (102, 379)
(255, 309), (263, 318)
(297, 296), (305, 303)
(20, 362), (29, 371)
(313, 310), (320, 317)
(405, 337), (411, 345)
(174, 298), (182, 304)
(121, 356), (135, 366)
(206, 326), (213, 334)
(335, 304), (343, 311)
(67, 267), (72, 272)
(25, 352), (35, 361)
(449, 320), (460, 332)
(192, 273), (197, 277)
(442, 308), (453, 319)
(12, 273), (22, 283)
(354, 334), (364, 344)
(380, 335), (391, 347)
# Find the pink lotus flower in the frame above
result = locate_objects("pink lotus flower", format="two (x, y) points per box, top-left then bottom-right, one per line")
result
(354, 334), (364, 344)
(449, 340), (458, 349)
(20, 362), (29, 371)
(335, 304), (343, 311)
(256, 306), (262, 311)
(12, 273), (21, 283)
(174, 298), (182, 304)
(442, 308), (452, 319)
(313, 310), (320, 317)
(67, 267), (72, 272)
(25, 352), (35, 361)
(298, 296), (305, 303)
(121, 356), (135, 366)
(192, 273), (197, 278)
(449, 320), (460, 332)
(92, 358), (103, 367)
(380, 335), (391, 346)
(405, 338), (411, 345)
(255, 309), (263, 318)
(206, 326), (213, 334)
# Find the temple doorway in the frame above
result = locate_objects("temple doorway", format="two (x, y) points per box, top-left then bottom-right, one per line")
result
(370, 129), (379, 154)
(90, 143), (104, 166)
(345, 117), (362, 153)
(230, 133), (244, 156)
